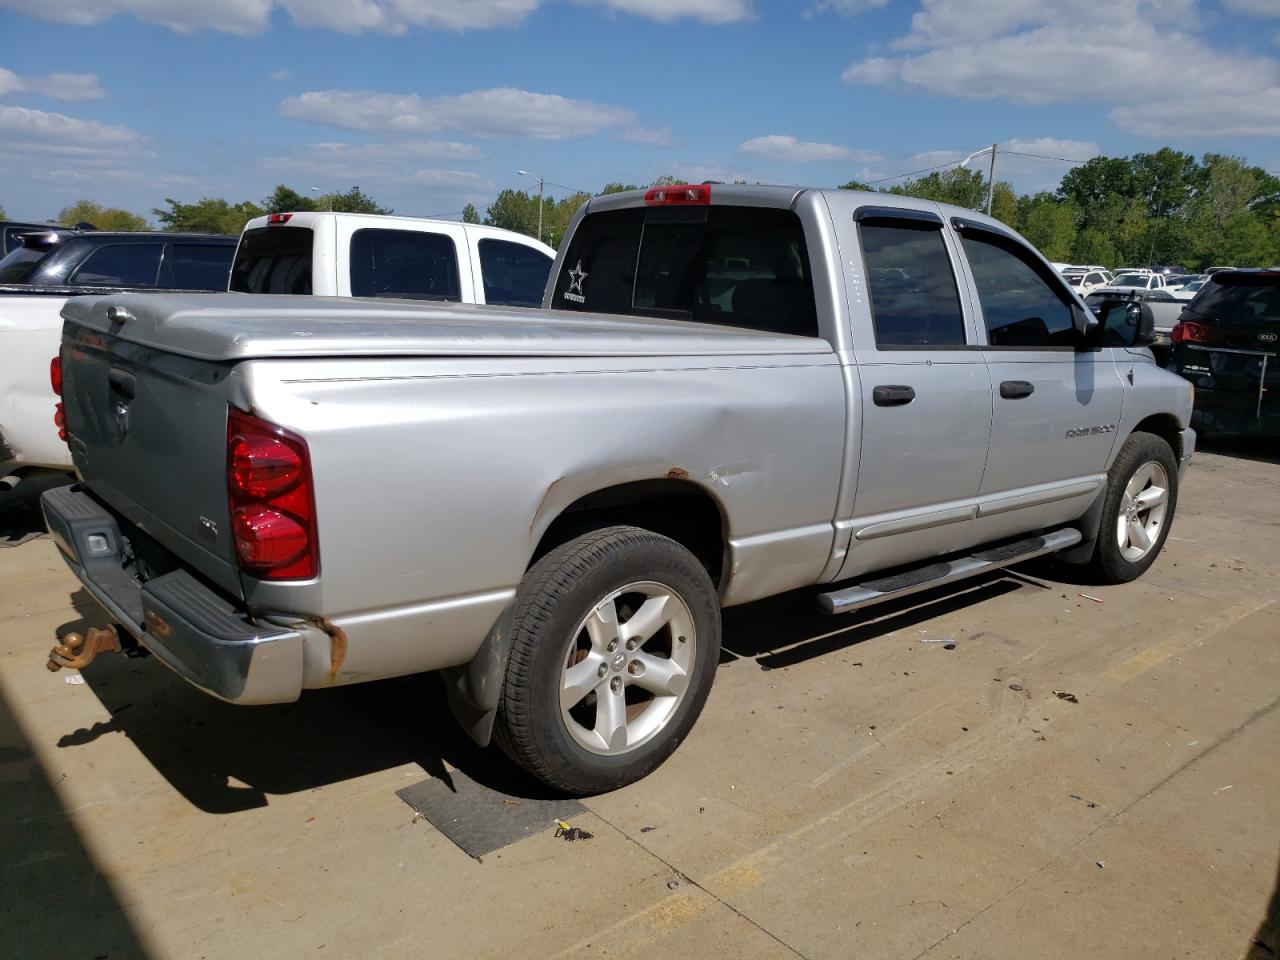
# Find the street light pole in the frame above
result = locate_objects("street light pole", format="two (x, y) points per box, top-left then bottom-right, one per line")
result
(517, 169), (544, 243)
(985, 143), (997, 217)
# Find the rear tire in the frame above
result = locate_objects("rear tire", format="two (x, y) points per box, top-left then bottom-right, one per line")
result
(1087, 431), (1178, 584)
(494, 525), (721, 795)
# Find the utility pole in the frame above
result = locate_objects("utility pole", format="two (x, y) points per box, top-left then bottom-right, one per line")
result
(985, 143), (997, 216)
(517, 169), (545, 243)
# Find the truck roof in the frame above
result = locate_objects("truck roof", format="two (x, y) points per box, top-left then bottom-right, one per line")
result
(241, 211), (555, 255)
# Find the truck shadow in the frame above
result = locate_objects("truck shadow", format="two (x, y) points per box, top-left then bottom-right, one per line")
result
(55, 569), (1044, 814)
(0, 677), (152, 960)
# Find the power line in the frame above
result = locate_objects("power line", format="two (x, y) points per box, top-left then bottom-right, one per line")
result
(1003, 150), (1092, 164)
(865, 159), (967, 185)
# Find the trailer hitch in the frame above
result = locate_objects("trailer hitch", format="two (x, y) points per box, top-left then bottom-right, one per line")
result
(47, 625), (122, 672)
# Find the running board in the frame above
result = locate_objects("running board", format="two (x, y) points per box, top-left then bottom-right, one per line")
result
(817, 528), (1083, 615)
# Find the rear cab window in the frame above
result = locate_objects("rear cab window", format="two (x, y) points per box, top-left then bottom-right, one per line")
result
(0, 244), (51, 283)
(553, 204), (818, 338)
(478, 238), (552, 307)
(230, 226), (313, 294)
(349, 228), (460, 301)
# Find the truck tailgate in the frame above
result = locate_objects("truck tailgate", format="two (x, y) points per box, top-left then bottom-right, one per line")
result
(62, 321), (243, 598)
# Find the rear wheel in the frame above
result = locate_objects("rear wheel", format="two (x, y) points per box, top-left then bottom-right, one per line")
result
(1088, 431), (1178, 583)
(495, 526), (721, 795)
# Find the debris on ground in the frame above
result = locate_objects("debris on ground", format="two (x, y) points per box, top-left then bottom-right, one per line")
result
(1096, 860), (1106, 869)
(554, 819), (594, 842)
(64, 674), (86, 685)
(1008, 683), (1024, 692)
(667, 879), (681, 890)
(1054, 690), (1080, 704)
(1079, 593), (1105, 604)
(640, 826), (656, 833)
(502, 799), (521, 806)
(920, 637), (957, 650)
(1069, 795), (1101, 808)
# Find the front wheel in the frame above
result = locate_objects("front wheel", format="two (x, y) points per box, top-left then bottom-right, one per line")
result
(494, 526), (721, 795)
(1087, 431), (1179, 583)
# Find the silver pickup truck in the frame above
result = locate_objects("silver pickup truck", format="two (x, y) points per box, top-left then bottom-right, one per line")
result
(43, 185), (1195, 794)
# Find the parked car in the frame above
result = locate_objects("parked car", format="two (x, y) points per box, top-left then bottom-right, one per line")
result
(1168, 269), (1279, 436)
(231, 212), (555, 307)
(1107, 271), (1165, 292)
(0, 233), (236, 494)
(0, 221), (82, 257)
(0, 231), (236, 288)
(43, 185), (1193, 794)
(1168, 277), (1208, 301)
(1064, 268), (1111, 294)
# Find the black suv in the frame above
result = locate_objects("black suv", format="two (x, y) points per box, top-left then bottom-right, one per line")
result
(1168, 269), (1279, 436)
(0, 231), (236, 290)
(0, 220), (83, 257)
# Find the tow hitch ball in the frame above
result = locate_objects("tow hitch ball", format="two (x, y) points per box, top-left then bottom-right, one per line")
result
(46, 625), (122, 672)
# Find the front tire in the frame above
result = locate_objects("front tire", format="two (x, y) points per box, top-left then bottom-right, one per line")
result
(1088, 431), (1179, 583)
(494, 526), (721, 795)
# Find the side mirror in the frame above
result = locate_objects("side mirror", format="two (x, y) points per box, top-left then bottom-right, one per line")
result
(1089, 297), (1156, 348)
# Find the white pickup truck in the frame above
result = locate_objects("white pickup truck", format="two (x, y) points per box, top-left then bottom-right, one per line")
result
(0, 214), (555, 489)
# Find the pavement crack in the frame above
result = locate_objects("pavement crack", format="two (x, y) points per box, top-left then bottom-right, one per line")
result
(911, 693), (1280, 960)
(586, 808), (817, 960)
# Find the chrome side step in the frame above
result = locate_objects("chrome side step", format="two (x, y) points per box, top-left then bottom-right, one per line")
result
(817, 528), (1083, 615)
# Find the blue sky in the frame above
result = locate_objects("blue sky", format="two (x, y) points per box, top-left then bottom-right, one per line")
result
(1, 0), (1278, 225)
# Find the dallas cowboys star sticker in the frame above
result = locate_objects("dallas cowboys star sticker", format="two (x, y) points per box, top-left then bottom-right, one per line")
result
(567, 261), (588, 297)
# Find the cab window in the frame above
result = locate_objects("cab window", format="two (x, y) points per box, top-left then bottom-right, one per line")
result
(960, 230), (1077, 347)
(350, 229), (460, 301)
(69, 243), (164, 287)
(553, 205), (818, 338)
(477, 238), (552, 307)
(859, 220), (966, 347)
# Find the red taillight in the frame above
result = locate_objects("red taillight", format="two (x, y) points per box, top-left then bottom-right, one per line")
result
(644, 184), (711, 206)
(267, 212), (292, 224)
(227, 408), (317, 580)
(1170, 321), (1213, 344)
(50, 355), (63, 396)
(54, 402), (67, 442)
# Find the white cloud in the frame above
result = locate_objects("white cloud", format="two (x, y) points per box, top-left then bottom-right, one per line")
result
(281, 86), (642, 140)
(0, 105), (151, 162)
(589, 0), (751, 23)
(0, 68), (105, 101)
(808, 0), (887, 16)
(842, 0), (1280, 138)
(263, 139), (486, 182)
(0, 0), (274, 33)
(269, 69), (292, 80)
(0, 0), (751, 32)
(739, 134), (881, 163)
(403, 169), (495, 188)
(1222, 0), (1280, 16)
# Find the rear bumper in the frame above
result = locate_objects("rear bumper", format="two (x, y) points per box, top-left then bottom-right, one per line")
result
(41, 484), (303, 704)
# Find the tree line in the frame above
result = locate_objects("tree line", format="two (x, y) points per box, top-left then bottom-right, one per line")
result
(7, 148), (1276, 269)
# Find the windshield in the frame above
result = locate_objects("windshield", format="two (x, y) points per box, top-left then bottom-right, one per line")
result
(1113, 273), (1148, 286)
(0, 244), (52, 283)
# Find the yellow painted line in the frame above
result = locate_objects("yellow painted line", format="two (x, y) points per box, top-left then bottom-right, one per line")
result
(1103, 601), (1272, 685)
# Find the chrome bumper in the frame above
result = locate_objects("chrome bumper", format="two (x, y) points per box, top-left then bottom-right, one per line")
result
(41, 484), (303, 704)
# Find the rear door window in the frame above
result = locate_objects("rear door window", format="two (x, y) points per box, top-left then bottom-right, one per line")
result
(859, 220), (966, 347)
(349, 228), (460, 301)
(477, 238), (553, 307)
(0, 244), (51, 283)
(69, 243), (164, 287)
(553, 205), (818, 338)
(230, 227), (313, 294)
(163, 243), (234, 290)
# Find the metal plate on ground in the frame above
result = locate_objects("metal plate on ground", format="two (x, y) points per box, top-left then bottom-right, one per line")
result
(396, 764), (585, 860)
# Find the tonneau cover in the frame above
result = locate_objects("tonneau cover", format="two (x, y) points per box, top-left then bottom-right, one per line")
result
(61, 293), (832, 362)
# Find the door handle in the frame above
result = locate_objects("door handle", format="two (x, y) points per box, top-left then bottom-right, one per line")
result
(107, 367), (136, 399)
(999, 380), (1034, 399)
(872, 384), (915, 406)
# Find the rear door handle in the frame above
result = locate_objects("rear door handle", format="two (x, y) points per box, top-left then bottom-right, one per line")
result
(872, 384), (915, 407)
(107, 367), (136, 399)
(999, 380), (1034, 399)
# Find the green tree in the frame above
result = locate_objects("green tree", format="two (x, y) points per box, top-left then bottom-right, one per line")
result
(314, 186), (391, 215)
(1020, 194), (1077, 262)
(57, 200), (150, 231)
(886, 167), (988, 210)
(153, 197), (264, 235)
(262, 185), (317, 214)
(599, 182), (639, 195)
(990, 182), (1018, 226)
(838, 179), (872, 191)
(0, 202), (7, 219)
(461, 203), (481, 224)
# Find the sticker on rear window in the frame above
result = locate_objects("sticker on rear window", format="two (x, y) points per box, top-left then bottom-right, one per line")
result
(563, 260), (587, 304)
